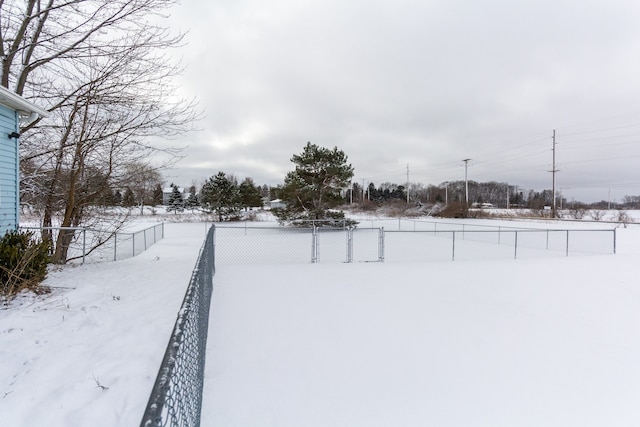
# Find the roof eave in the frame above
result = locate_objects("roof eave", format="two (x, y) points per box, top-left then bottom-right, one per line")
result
(0, 85), (50, 119)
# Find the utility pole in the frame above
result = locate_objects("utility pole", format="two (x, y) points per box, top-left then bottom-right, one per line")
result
(549, 130), (559, 217)
(462, 158), (471, 205)
(506, 184), (510, 209)
(349, 180), (353, 204)
(406, 164), (410, 203)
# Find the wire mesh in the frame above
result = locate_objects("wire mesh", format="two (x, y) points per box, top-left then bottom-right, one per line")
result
(213, 226), (383, 265)
(19, 223), (165, 263)
(140, 225), (215, 427)
(19, 226), (88, 263)
(113, 223), (165, 261)
(384, 228), (616, 262)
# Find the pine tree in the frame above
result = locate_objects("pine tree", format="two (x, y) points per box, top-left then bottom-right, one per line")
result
(185, 185), (200, 211)
(239, 178), (264, 210)
(122, 187), (135, 207)
(167, 185), (184, 212)
(113, 190), (123, 206)
(275, 142), (354, 226)
(200, 172), (241, 221)
(152, 184), (164, 206)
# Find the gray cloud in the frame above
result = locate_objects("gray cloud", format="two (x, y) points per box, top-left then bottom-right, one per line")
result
(164, 0), (640, 202)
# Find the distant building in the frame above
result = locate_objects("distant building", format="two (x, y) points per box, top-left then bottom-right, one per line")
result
(0, 87), (48, 235)
(270, 199), (286, 209)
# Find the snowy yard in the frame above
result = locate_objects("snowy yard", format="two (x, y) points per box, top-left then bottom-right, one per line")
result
(2, 217), (640, 426)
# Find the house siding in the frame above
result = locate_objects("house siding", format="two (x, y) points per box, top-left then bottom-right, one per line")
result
(0, 104), (19, 235)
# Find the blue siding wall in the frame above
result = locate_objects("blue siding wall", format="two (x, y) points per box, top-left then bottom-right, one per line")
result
(0, 104), (19, 235)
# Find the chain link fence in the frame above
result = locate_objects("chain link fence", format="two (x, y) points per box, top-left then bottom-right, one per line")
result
(213, 226), (383, 265)
(19, 223), (165, 263)
(383, 228), (616, 262)
(212, 223), (615, 265)
(19, 226), (89, 263)
(112, 223), (165, 261)
(140, 224), (215, 427)
(137, 221), (615, 426)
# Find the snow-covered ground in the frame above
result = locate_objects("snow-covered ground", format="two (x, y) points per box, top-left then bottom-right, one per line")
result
(0, 223), (208, 426)
(2, 215), (640, 426)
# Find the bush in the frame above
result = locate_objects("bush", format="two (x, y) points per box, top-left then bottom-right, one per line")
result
(616, 209), (634, 225)
(275, 208), (358, 228)
(434, 202), (470, 218)
(0, 231), (51, 302)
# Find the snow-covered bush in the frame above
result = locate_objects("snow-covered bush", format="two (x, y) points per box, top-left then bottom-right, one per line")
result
(0, 231), (51, 302)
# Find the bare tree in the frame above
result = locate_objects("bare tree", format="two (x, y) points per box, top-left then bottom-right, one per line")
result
(568, 207), (587, 220)
(124, 163), (163, 215)
(1, 0), (198, 262)
(616, 209), (633, 226)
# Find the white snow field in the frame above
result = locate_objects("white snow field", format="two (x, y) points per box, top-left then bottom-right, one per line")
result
(2, 217), (640, 426)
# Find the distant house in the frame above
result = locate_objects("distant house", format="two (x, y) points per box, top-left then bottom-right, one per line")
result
(0, 87), (48, 235)
(270, 199), (285, 209)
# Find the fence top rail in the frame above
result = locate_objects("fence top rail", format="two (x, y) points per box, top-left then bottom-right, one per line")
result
(19, 225), (88, 231)
(385, 228), (616, 233)
(20, 223), (163, 234)
(214, 225), (351, 230)
(363, 217), (620, 231)
(360, 217), (540, 230)
(116, 223), (164, 236)
(212, 225), (386, 231)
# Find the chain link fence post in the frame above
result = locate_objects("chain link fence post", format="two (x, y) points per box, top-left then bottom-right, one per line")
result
(378, 227), (385, 262)
(346, 227), (353, 263)
(311, 226), (318, 263)
(452, 231), (456, 261)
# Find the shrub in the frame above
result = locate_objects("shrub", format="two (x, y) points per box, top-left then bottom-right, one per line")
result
(434, 202), (469, 218)
(616, 209), (633, 225)
(568, 208), (587, 220)
(0, 231), (51, 302)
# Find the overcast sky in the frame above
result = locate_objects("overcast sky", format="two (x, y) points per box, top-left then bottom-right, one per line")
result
(162, 0), (640, 203)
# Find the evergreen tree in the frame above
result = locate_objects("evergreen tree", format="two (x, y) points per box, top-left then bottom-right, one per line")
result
(185, 185), (200, 211)
(200, 172), (241, 221)
(167, 184), (184, 212)
(152, 184), (164, 206)
(275, 142), (354, 225)
(239, 178), (264, 210)
(113, 190), (123, 206)
(122, 187), (135, 207)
